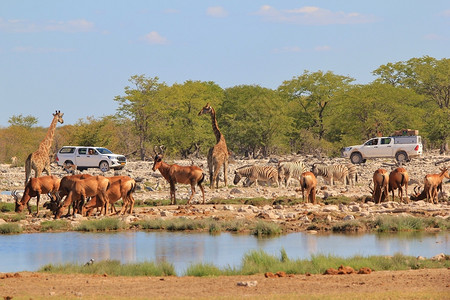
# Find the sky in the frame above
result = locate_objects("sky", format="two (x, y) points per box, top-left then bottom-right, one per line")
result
(0, 1), (449, 127)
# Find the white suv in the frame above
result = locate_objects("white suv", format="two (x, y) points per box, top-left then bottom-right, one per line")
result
(56, 146), (127, 172)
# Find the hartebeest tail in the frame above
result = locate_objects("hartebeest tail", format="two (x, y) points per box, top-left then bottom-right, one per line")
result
(152, 146), (205, 205)
(299, 172), (317, 204)
(370, 169), (389, 204)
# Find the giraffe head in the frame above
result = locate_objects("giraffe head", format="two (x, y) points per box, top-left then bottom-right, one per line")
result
(53, 110), (64, 124)
(198, 103), (212, 116)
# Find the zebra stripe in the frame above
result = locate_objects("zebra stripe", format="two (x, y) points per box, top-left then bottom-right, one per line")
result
(233, 165), (279, 187)
(345, 163), (358, 186)
(277, 161), (308, 187)
(311, 163), (349, 186)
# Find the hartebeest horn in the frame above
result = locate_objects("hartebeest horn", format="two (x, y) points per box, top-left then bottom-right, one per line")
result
(368, 180), (374, 194)
(11, 190), (19, 203)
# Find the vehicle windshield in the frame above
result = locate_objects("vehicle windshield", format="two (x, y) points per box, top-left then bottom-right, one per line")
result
(96, 148), (112, 154)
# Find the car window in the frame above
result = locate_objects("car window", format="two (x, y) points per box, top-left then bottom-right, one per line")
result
(78, 148), (87, 155)
(364, 139), (378, 146)
(59, 147), (75, 154)
(381, 138), (391, 145)
(88, 148), (97, 155)
(96, 148), (112, 154)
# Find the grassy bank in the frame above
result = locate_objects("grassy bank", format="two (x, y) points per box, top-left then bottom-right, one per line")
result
(38, 250), (450, 277)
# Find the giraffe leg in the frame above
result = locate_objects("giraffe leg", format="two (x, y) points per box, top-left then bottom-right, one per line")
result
(212, 165), (220, 189)
(223, 161), (228, 187)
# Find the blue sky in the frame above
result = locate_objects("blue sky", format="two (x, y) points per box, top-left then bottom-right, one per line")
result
(1, 1), (449, 127)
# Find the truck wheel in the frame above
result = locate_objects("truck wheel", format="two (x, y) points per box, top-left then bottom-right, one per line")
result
(395, 151), (408, 162)
(350, 152), (363, 164)
(99, 161), (110, 172)
(64, 161), (74, 167)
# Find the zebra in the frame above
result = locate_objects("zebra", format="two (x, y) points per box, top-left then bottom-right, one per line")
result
(311, 163), (349, 186)
(345, 163), (358, 187)
(277, 161), (308, 187)
(233, 165), (279, 187)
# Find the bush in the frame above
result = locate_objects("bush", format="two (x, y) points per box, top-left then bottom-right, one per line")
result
(251, 221), (282, 236)
(40, 220), (71, 232)
(0, 202), (15, 212)
(40, 259), (176, 276)
(0, 223), (22, 234)
(75, 218), (126, 232)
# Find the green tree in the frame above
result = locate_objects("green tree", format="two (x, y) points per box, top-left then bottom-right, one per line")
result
(373, 56), (450, 147)
(221, 85), (291, 157)
(331, 83), (426, 147)
(8, 114), (38, 128)
(278, 70), (354, 141)
(164, 80), (224, 158)
(114, 75), (167, 160)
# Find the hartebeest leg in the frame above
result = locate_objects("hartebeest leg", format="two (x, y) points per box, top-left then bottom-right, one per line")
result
(199, 184), (205, 204)
(169, 182), (176, 205)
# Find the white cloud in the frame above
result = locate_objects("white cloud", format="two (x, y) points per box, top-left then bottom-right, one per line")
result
(440, 9), (450, 17)
(254, 5), (376, 25)
(141, 31), (168, 45)
(314, 45), (331, 51)
(272, 46), (302, 53)
(424, 33), (447, 41)
(0, 18), (94, 33)
(206, 6), (228, 18)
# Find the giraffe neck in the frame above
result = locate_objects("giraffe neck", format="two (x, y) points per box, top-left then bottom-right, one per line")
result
(209, 107), (224, 144)
(37, 115), (58, 154)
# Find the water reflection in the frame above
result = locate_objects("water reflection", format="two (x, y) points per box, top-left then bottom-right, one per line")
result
(0, 231), (448, 274)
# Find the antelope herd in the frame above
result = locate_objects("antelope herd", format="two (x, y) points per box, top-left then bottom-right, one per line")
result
(8, 107), (449, 218)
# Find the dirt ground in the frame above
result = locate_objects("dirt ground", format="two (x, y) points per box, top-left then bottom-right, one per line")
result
(0, 268), (448, 299)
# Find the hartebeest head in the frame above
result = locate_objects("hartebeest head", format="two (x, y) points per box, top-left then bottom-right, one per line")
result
(152, 146), (166, 172)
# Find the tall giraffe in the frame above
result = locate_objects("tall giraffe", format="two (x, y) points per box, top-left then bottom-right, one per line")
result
(198, 103), (229, 189)
(24, 110), (64, 185)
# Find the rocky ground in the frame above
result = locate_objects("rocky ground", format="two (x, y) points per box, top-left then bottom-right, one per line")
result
(0, 151), (449, 233)
(1, 153), (449, 299)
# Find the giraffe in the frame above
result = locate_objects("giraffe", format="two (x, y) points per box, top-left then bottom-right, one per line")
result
(198, 103), (229, 189)
(24, 110), (64, 185)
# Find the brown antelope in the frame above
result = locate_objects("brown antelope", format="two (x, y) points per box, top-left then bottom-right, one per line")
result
(152, 146), (205, 205)
(388, 167), (409, 203)
(55, 175), (110, 219)
(299, 172), (317, 204)
(370, 169), (389, 204)
(410, 185), (427, 201)
(82, 176), (136, 216)
(424, 167), (449, 204)
(13, 175), (61, 215)
(55, 174), (93, 215)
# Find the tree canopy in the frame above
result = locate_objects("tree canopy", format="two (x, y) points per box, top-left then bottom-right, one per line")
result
(1, 56), (448, 163)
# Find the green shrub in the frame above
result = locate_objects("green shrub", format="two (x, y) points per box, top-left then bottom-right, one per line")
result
(40, 259), (176, 276)
(251, 221), (282, 236)
(75, 218), (126, 232)
(375, 216), (425, 232)
(184, 263), (224, 277)
(0, 223), (22, 234)
(0, 212), (26, 222)
(0, 202), (15, 212)
(332, 220), (364, 232)
(40, 220), (71, 232)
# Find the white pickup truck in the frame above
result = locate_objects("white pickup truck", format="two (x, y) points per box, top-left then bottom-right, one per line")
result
(341, 136), (423, 164)
(56, 146), (127, 172)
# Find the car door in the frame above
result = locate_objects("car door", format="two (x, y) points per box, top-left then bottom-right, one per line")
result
(76, 148), (99, 167)
(378, 137), (394, 157)
(361, 138), (381, 157)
